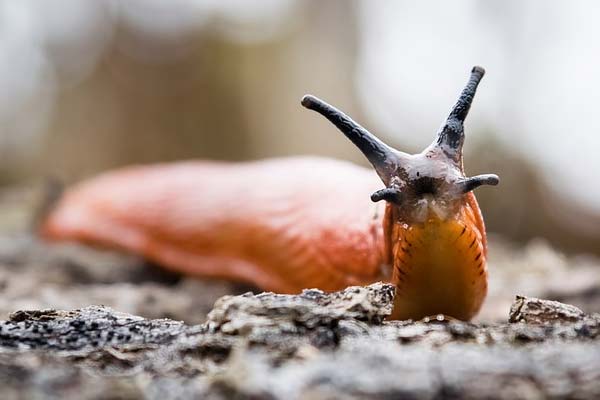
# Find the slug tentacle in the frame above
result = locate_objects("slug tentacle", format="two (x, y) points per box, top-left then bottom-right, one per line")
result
(301, 95), (406, 185)
(458, 174), (500, 194)
(433, 66), (485, 164)
(370, 187), (402, 204)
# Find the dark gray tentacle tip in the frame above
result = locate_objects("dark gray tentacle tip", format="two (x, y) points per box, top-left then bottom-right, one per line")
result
(371, 187), (403, 204)
(301, 94), (319, 109)
(471, 66), (485, 78)
(460, 174), (499, 193)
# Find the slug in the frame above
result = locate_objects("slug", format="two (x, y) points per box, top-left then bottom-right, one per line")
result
(40, 66), (498, 321)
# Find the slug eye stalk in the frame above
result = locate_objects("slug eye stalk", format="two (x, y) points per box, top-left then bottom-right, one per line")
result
(301, 95), (405, 185)
(434, 66), (485, 164)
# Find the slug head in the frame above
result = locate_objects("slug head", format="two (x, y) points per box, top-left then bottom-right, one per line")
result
(302, 66), (498, 223)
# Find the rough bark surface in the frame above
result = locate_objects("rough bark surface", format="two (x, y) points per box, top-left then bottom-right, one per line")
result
(1, 283), (599, 400)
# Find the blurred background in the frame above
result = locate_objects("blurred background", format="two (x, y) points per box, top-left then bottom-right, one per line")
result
(0, 0), (598, 321)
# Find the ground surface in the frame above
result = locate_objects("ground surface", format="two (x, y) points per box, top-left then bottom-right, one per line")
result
(1, 284), (599, 399)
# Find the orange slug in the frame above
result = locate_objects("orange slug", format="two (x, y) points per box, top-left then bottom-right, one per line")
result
(40, 66), (498, 321)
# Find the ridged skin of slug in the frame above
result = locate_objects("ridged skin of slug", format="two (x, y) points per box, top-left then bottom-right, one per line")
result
(386, 192), (488, 321)
(40, 157), (388, 293)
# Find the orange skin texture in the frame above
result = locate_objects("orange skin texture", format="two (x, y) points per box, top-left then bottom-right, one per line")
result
(40, 156), (489, 320)
(41, 157), (388, 293)
(385, 193), (488, 320)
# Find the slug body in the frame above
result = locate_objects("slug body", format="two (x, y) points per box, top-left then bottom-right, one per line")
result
(41, 158), (387, 293)
(41, 67), (498, 321)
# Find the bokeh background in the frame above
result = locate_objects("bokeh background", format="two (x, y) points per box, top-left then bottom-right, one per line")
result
(0, 0), (599, 321)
